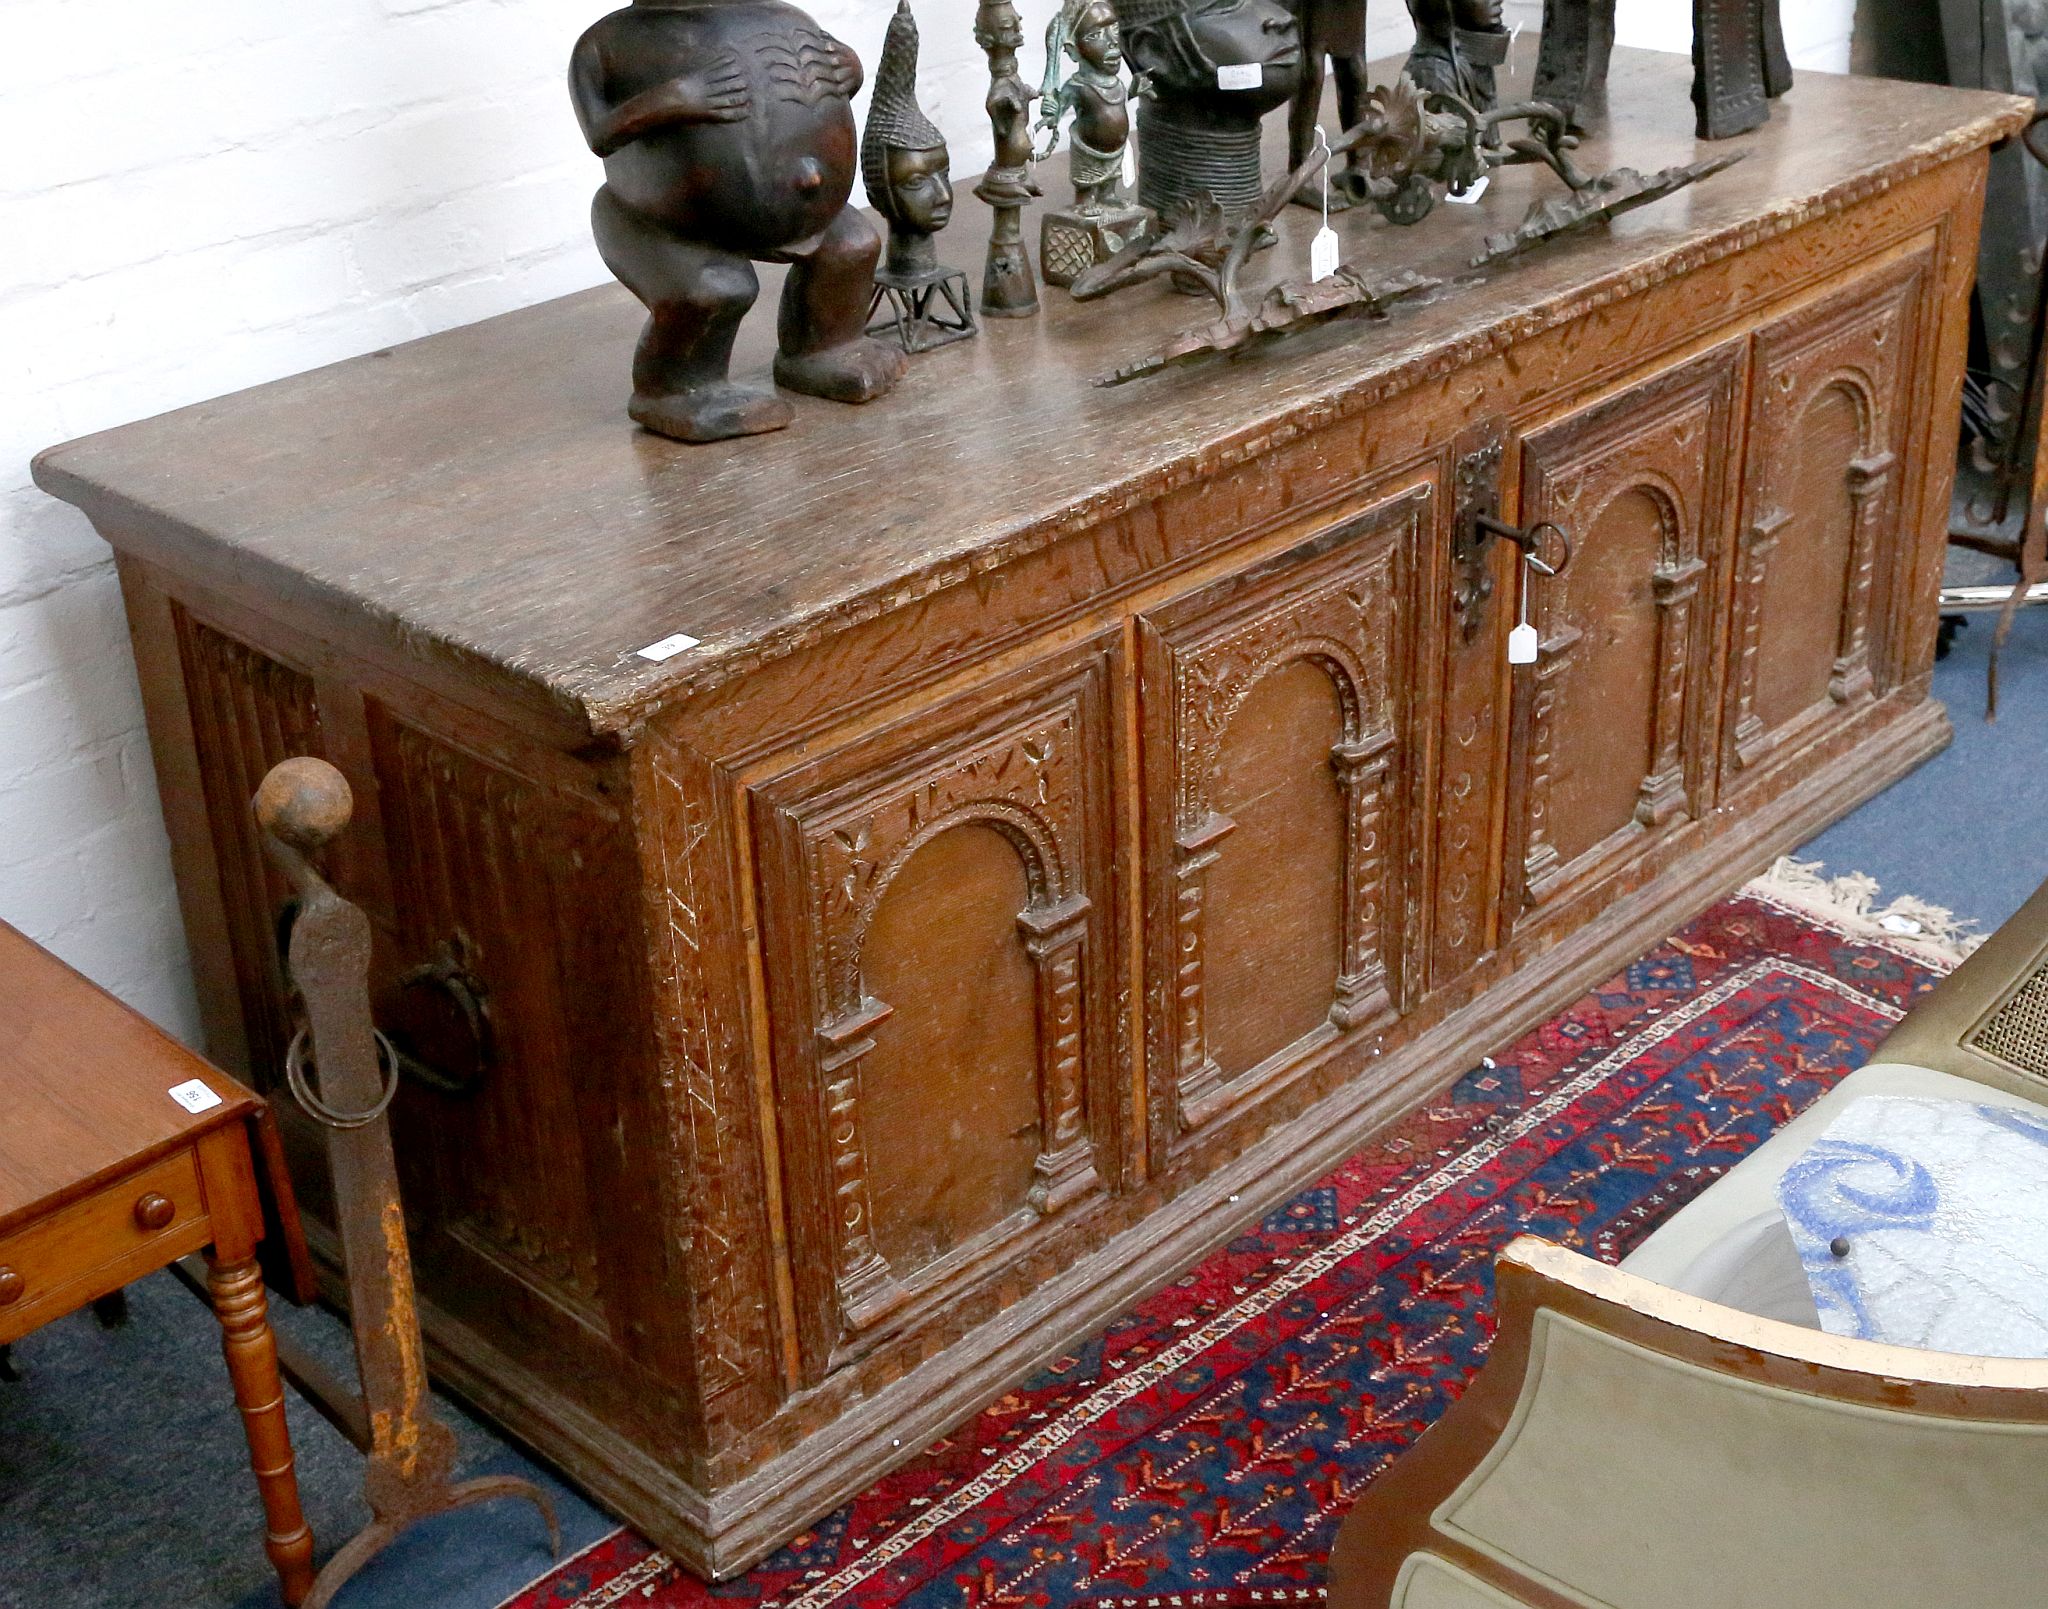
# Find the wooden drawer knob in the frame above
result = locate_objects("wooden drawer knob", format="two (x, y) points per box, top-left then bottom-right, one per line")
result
(0, 1267), (21, 1305)
(134, 1192), (176, 1232)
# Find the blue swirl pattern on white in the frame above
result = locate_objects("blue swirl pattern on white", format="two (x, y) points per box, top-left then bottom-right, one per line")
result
(1776, 1095), (2048, 1357)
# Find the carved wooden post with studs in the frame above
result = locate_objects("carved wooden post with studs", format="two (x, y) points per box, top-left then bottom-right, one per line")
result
(254, 757), (560, 1609)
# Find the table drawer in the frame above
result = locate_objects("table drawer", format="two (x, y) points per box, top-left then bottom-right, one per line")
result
(0, 1147), (209, 1333)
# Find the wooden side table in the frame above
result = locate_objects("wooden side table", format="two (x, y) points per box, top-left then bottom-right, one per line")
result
(0, 919), (316, 1606)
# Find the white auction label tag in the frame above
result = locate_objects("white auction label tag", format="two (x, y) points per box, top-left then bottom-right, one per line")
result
(636, 632), (701, 662)
(1506, 621), (1539, 665)
(1446, 174), (1490, 205)
(168, 1078), (224, 1114)
(1122, 141), (1137, 188)
(1309, 225), (1339, 282)
(1216, 62), (1262, 90)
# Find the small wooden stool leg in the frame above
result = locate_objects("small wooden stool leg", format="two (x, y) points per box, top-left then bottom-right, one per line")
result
(209, 1252), (317, 1606)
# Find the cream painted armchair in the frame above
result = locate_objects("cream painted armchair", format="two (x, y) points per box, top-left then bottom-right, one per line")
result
(1326, 873), (2048, 1609)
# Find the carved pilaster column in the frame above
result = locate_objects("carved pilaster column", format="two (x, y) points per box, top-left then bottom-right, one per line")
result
(1637, 553), (1708, 826)
(1018, 892), (1095, 1211)
(1831, 449), (1895, 705)
(1519, 621), (1583, 906)
(1329, 732), (1395, 1027)
(817, 995), (902, 1327)
(1171, 809), (1235, 1129)
(1728, 506), (1789, 770)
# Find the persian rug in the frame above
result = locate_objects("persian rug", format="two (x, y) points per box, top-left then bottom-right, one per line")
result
(502, 862), (1971, 1609)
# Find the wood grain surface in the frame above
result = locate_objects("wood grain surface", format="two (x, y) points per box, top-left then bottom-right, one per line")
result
(31, 48), (2029, 740)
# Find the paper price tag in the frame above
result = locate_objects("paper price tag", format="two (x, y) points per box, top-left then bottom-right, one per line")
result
(1216, 62), (1262, 90)
(1445, 174), (1489, 205)
(1309, 226), (1339, 283)
(636, 632), (701, 662)
(1506, 622), (1539, 665)
(168, 1078), (224, 1114)
(1122, 141), (1137, 188)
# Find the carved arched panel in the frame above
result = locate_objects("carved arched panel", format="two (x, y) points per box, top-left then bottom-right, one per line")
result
(1755, 379), (1865, 731)
(1204, 656), (1350, 1082)
(1137, 486), (1425, 1164)
(753, 644), (1115, 1380)
(1507, 342), (1741, 921)
(1727, 257), (1924, 787)
(860, 822), (1042, 1278)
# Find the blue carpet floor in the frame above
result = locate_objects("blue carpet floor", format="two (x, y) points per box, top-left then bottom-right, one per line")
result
(3, 604), (2044, 1609)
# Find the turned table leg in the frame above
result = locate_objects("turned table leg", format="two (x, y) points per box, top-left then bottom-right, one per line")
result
(208, 1250), (317, 1606)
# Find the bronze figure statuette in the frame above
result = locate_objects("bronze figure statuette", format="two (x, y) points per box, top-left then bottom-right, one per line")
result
(1531, 0), (1616, 131)
(1034, 0), (1153, 285)
(570, 0), (907, 442)
(1285, 0), (1373, 210)
(973, 0), (1043, 317)
(1692, 0), (1791, 140)
(1111, 0), (1303, 222)
(1405, 0), (1510, 124)
(863, 0), (975, 351)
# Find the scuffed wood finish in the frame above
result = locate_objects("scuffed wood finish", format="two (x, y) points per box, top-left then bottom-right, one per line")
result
(30, 47), (2022, 1581)
(29, 52), (2027, 742)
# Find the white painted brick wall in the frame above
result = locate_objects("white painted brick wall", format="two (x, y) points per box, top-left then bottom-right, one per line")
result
(2, 0), (1853, 1044)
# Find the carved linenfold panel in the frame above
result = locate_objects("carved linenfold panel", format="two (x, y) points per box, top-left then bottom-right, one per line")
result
(370, 713), (608, 1319)
(754, 648), (1117, 1377)
(1140, 485), (1426, 1159)
(1508, 343), (1741, 919)
(174, 610), (326, 1086)
(1726, 257), (1926, 786)
(640, 739), (779, 1431)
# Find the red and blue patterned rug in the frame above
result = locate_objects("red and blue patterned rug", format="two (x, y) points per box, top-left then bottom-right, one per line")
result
(504, 879), (1952, 1609)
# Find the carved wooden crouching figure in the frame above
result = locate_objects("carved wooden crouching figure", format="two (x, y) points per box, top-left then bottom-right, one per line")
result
(570, 0), (907, 442)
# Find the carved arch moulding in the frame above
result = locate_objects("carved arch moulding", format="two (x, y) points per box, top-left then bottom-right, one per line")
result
(1139, 485), (1428, 1155)
(1510, 342), (1739, 914)
(1727, 262), (1922, 780)
(750, 646), (1117, 1375)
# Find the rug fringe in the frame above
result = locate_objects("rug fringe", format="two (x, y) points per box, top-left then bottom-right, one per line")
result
(1745, 857), (1981, 967)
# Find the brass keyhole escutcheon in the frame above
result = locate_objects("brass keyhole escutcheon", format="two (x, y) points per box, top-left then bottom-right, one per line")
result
(133, 1192), (175, 1232)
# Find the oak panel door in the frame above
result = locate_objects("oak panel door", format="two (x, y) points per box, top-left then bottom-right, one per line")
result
(1723, 252), (1930, 788)
(1503, 341), (1745, 925)
(1138, 483), (1427, 1165)
(752, 640), (1119, 1381)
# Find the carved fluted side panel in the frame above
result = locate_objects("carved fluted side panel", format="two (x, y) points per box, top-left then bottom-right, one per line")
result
(370, 712), (606, 1316)
(174, 610), (325, 1084)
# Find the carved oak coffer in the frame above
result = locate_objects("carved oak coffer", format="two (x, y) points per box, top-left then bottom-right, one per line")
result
(31, 49), (2028, 1581)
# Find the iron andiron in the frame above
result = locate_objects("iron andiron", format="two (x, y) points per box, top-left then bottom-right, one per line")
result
(256, 757), (560, 1609)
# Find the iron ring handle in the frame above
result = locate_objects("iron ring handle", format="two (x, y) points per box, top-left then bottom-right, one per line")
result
(390, 955), (494, 1098)
(1521, 520), (1572, 578)
(284, 1026), (402, 1130)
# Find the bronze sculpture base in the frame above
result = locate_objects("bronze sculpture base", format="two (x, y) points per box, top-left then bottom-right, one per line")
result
(1041, 203), (1154, 288)
(867, 265), (978, 352)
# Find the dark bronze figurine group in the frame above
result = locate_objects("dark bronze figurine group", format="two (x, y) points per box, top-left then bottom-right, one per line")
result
(567, 0), (1773, 435)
